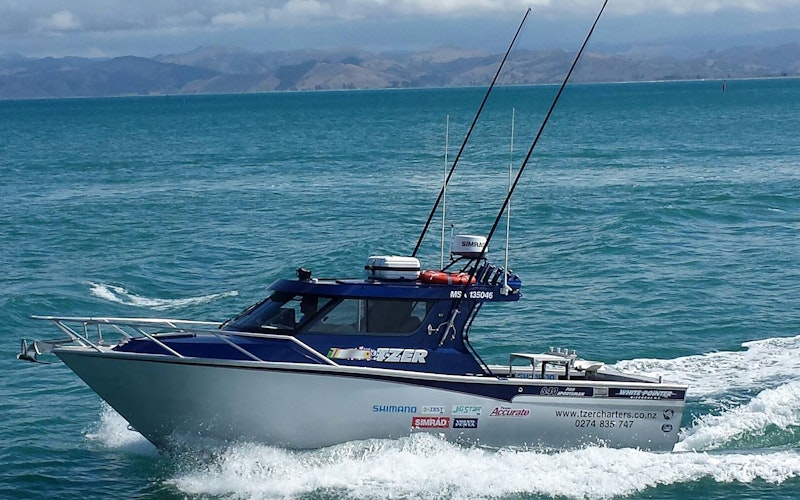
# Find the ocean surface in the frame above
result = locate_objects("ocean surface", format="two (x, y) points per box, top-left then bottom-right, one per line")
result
(2, 78), (799, 499)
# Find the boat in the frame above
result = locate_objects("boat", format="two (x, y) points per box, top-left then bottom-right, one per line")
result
(16, 1), (687, 452)
(20, 240), (686, 451)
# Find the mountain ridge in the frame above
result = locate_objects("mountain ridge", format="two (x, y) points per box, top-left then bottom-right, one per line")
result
(1, 42), (798, 99)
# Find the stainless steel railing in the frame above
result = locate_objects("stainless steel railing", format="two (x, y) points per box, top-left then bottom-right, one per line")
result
(22, 316), (337, 366)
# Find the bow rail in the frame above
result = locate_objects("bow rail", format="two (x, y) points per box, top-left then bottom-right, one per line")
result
(19, 315), (337, 366)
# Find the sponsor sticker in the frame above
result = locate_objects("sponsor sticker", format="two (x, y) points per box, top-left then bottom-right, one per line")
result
(412, 416), (450, 429)
(452, 405), (482, 416)
(488, 406), (530, 417)
(373, 405), (416, 413)
(421, 405), (446, 415)
(453, 418), (478, 429)
(538, 386), (592, 397)
(609, 388), (681, 400)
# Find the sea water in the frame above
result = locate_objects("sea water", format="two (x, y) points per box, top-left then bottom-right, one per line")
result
(1, 79), (799, 498)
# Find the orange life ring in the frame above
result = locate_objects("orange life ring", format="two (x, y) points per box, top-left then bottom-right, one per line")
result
(419, 270), (476, 285)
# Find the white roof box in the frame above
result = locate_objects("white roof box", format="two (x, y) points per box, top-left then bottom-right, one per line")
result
(365, 256), (421, 281)
(451, 235), (487, 258)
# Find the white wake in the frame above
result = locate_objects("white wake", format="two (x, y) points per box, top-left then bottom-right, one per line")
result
(88, 282), (238, 311)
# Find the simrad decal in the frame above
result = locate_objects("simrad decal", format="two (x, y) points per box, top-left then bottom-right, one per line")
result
(412, 416), (450, 429)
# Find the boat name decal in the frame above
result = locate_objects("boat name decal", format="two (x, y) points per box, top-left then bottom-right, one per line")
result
(327, 347), (428, 363)
(421, 405), (446, 415)
(452, 405), (482, 416)
(453, 418), (478, 429)
(538, 386), (592, 397)
(373, 405), (417, 413)
(489, 406), (530, 417)
(411, 416), (450, 429)
(610, 389), (680, 400)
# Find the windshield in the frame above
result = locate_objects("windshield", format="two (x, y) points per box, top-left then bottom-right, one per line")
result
(224, 292), (333, 333)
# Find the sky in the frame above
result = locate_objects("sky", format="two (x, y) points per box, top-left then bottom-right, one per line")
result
(2, 0), (800, 58)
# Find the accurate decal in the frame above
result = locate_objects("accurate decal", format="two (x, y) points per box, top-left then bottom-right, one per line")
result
(411, 416), (450, 429)
(488, 406), (530, 417)
(421, 405), (446, 415)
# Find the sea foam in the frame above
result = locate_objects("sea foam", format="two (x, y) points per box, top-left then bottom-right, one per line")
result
(613, 334), (800, 400)
(88, 282), (238, 311)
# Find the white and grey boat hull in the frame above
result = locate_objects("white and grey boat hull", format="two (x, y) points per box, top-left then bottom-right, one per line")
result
(56, 347), (685, 451)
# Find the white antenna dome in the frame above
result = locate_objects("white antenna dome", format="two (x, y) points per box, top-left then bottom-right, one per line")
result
(451, 235), (487, 258)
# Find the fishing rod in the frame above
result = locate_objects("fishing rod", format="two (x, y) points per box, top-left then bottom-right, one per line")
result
(439, 0), (610, 345)
(411, 7), (531, 258)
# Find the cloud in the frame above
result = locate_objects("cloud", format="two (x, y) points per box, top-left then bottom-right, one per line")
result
(268, 0), (333, 22)
(1, 0), (799, 57)
(1, 1), (799, 37)
(34, 10), (82, 32)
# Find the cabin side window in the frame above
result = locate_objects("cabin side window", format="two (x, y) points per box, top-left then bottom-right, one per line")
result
(303, 299), (429, 336)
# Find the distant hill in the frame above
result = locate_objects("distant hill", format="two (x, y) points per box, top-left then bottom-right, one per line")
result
(1, 42), (798, 99)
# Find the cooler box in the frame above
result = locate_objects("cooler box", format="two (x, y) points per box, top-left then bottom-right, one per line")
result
(365, 256), (421, 281)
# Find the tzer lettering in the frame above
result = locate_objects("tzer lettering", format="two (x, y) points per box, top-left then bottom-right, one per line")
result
(373, 348), (428, 364)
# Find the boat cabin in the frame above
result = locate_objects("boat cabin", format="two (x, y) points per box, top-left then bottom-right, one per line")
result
(218, 257), (522, 375)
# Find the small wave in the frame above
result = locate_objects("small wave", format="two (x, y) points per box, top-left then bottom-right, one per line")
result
(613, 334), (800, 400)
(88, 282), (238, 311)
(676, 380), (800, 452)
